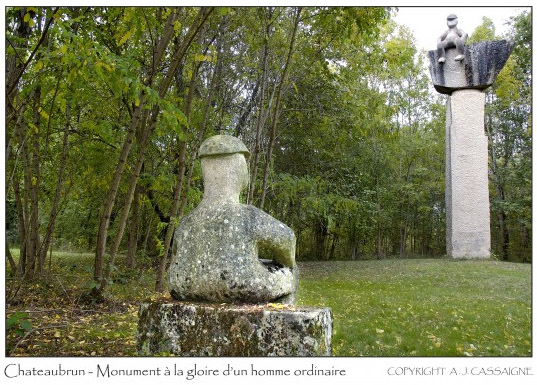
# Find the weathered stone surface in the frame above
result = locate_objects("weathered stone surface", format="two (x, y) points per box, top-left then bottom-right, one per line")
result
(198, 134), (250, 158)
(168, 136), (298, 304)
(445, 90), (490, 258)
(429, 40), (514, 94)
(168, 199), (298, 303)
(137, 301), (332, 356)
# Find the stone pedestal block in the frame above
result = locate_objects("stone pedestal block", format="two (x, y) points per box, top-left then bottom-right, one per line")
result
(446, 89), (490, 258)
(137, 301), (332, 356)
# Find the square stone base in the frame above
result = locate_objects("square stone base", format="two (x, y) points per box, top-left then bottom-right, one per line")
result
(137, 301), (332, 356)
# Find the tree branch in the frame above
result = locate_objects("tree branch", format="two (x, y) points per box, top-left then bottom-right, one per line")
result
(7, 7), (60, 97)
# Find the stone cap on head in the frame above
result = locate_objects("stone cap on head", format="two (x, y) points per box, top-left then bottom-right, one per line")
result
(198, 134), (250, 159)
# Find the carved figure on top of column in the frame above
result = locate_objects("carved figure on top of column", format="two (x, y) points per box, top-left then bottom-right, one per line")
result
(437, 14), (468, 63)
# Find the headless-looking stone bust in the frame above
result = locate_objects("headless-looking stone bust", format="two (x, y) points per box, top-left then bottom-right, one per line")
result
(437, 14), (468, 63)
(168, 135), (298, 304)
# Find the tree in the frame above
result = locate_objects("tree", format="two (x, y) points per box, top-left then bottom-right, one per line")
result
(481, 12), (531, 262)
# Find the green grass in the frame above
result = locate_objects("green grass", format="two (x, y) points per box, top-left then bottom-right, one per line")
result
(6, 252), (531, 356)
(297, 259), (531, 356)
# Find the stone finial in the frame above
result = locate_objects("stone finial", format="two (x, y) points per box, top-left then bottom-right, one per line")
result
(437, 14), (468, 63)
(168, 135), (298, 304)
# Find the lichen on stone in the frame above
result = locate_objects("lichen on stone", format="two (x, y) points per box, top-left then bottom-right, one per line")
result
(137, 301), (332, 356)
(168, 135), (298, 304)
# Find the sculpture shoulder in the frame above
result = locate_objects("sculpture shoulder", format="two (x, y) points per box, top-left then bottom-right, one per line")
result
(243, 204), (295, 237)
(176, 207), (200, 226)
(243, 204), (281, 224)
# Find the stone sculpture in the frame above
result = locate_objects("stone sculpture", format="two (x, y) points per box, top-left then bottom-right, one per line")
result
(167, 135), (298, 304)
(437, 14), (468, 63)
(428, 15), (514, 259)
(138, 135), (331, 357)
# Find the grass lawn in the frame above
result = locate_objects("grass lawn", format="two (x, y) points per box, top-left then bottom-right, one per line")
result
(298, 259), (532, 356)
(6, 251), (531, 357)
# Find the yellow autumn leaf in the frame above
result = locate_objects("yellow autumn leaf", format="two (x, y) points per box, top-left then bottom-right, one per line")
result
(195, 54), (212, 62)
(39, 108), (50, 121)
(28, 122), (38, 134)
(118, 29), (133, 46)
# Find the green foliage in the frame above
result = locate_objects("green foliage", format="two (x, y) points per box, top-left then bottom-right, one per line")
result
(478, 12), (532, 262)
(267, 18), (446, 259)
(467, 16), (496, 43)
(6, 312), (33, 337)
(5, 6), (529, 281)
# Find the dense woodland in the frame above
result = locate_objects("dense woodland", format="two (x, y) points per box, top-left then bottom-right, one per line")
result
(5, 7), (532, 298)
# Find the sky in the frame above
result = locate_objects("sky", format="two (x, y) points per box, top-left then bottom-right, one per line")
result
(394, 6), (528, 52)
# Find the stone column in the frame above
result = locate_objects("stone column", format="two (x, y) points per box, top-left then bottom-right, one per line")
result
(429, 38), (513, 259)
(446, 89), (489, 258)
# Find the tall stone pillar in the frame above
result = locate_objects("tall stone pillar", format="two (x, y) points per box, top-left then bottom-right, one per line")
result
(428, 16), (513, 258)
(446, 89), (489, 257)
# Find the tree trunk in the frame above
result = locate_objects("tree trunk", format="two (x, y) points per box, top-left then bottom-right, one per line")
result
(154, 40), (204, 291)
(93, 94), (146, 294)
(178, 138), (202, 218)
(497, 189), (510, 261)
(126, 185), (140, 269)
(7, 104), (27, 188)
(329, 223), (339, 260)
(21, 132), (32, 275)
(92, 7), (205, 295)
(155, 142), (187, 292)
(27, 87), (42, 278)
(376, 174), (382, 258)
(234, 80), (260, 137)
(6, 243), (17, 276)
(247, 17), (272, 205)
(259, 7), (301, 210)
(102, 107), (154, 290)
(485, 105), (510, 261)
(6, 8), (58, 100)
(156, 7), (213, 100)
(37, 100), (72, 272)
(178, 26), (224, 218)
(140, 213), (154, 263)
(11, 173), (26, 275)
(6, 8), (31, 126)
(399, 225), (407, 257)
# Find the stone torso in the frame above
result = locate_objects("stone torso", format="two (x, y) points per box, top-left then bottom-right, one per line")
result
(443, 28), (461, 46)
(168, 201), (297, 303)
